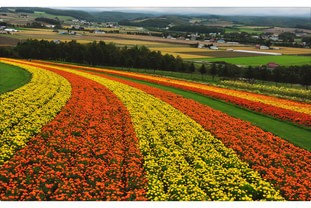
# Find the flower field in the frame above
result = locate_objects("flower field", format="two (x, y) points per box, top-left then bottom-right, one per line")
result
(95, 74), (311, 201)
(37, 61), (310, 127)
(0, 60), (71, 165)
(0, 58), (310, 201)
(0, 59), (147, 200)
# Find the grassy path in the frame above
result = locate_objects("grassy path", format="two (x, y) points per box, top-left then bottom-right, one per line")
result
(102, 73), (311, 151)
(193, 55), (311, 66)
(0, 62), (32, 94)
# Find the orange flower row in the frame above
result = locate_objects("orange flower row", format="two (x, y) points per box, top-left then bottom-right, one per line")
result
(0, 63), (147, 201)
(79, 71), (311, 201)
(33, 60), (311, 127)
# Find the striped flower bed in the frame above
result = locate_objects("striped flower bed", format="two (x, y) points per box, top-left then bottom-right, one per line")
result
(0, 60), (147, 200)
(35, 61), (311, 127)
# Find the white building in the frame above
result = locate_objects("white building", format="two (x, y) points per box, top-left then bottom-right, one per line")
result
(4, 28), (18, 32)
(197, 43), (205, 48)
(260, 46), (270, 50)
(227, 42), (239, 45)
(233, 50), (282, 56)
(210, 46), (218, 50)
(46, 25), (55, 28)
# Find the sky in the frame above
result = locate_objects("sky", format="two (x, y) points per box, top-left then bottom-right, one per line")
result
(2, 0), (310, 7)
(1, 0), (310, 17)
(59, 7), (311, 17)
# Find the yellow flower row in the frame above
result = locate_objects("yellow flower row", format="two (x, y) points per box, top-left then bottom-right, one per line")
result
(36, 62), (283, 201)
(0, 59), (71, 165)
(220, 80), (311, 103)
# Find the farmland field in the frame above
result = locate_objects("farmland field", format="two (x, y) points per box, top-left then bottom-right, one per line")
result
(179, 51), (270, 58)
(224, 26), (270, 34)
(0, 11), (73, 25)
(0, 36), (20, 46)
(219, 46), (311, 55)
(1, 27), (309, 62)
(0, 58), (310, 201)
(194, 55), (311, 66)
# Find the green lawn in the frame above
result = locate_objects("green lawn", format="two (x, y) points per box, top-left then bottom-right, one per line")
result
(225, 26), (268, 34)
(0, 63), (32, 94)
(195, 55), (311, 66)
(93, 71), (311, 151)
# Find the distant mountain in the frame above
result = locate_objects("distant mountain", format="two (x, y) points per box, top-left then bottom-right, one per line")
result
(91, 11), (155, 22)
(5, 7), (95, 21)
(120, 14), (311, 30)
(2, 7), (310, 30)
(119, 15), (190, 28)
(220, 16), (311, 28)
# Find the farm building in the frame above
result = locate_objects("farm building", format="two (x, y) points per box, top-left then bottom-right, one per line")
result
(53, 40), (61, 44)
(94, 30), (105, 34)
(4, 28), (18, 32)
(46, 25), (55, 28)
(227, 42), (239, 45)
(233, 50), (282, 56)
(266, 62), (280, 69)
(260, 46), (270, 50)
(269, 35), (279, 41)
(210, 46), (219, 50)
(197, 43), (205, 48)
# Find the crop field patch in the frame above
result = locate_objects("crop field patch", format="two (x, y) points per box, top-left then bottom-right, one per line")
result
(179, 50), (269, 58)
(220, 46), (311, 55)
(0, 35), (20, 46)
(157, 51), (209, 59)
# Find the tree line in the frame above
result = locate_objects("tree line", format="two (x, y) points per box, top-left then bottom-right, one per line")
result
(207, 63), (311, 89)
(0, 39), (310, 88)
(3, 39), (197, 72)
(34, 17), (61, 26)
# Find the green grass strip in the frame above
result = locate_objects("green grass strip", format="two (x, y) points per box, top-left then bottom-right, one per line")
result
(0, 62), (32, 94)
(193, 55), (311, 66)
(102, 73), (311, 151)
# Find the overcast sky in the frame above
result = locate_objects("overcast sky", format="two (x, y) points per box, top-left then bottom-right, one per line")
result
(2, 0), (310, 17)
(2, 0), (311, 14)
(70, 7), (310, 17)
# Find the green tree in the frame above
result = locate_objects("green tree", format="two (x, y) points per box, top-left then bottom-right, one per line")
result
(189, 63), (196, 78)
(199, 64), (207, 80)
(245, 66), (254, 80)
(209, 63), (217, 81)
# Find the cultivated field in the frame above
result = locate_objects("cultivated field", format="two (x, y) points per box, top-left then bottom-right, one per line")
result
(0, 36), (20, 46)
(0, 11), (73, 25)
(225, 26), (270, 34)
(2, 27), (310, 60)
(219, 46), (311, 55)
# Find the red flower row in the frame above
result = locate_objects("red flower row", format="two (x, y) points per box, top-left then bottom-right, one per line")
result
(38, 61), (310, 127)
(85, 71), (311, 201)
(112, 73), (311, 127)
(0, 64), (147, 201)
